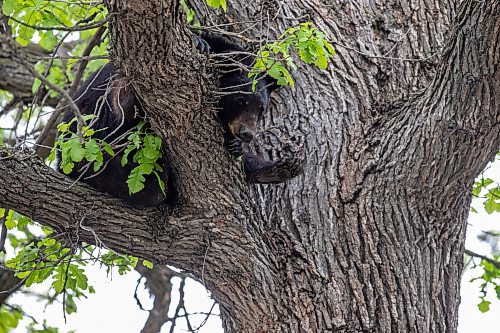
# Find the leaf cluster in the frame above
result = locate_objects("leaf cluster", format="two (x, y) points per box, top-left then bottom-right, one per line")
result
(49, 114), (115, 175)
(1, 208), (152, 320)
(472, 176), (500, 214)
(0, 308), (22, 333)
(469, 256), (500, 313)
(249, 22), (335, 91)
(2, 0), (107, 48)
(121, 121), (166, 195)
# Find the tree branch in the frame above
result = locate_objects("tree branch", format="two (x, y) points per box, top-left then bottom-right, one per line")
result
(136, 263), (174, 333)
(341, 0), (500, 207)
(464, 249), (500, 270)
(0, 147), (210, 265)
(420, 0), (500, 175)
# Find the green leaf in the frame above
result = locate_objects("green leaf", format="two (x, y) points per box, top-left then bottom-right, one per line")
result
(103, 143), (115, 156)
(484, 197), (500, 214)
(67, 138), (85, 162)
(315, 54), (328, 70)
(84, 139), (101, 161)
(142, 260), (154, 269)
(15, 270), (30, 279)
(0, 308), (21, 330)
(48, 146), (57, 165)
(69, 264), (88, 290)
(121, 144), (135, 167)
(5, 210), (16, 230)
(15, 35), (29, 46)
(2, 0), (15, 15)
(478, 299), (491, 313)
(65, 295), (77, 314)
(25, 270), (38, 287)
(127, 167), (146, 194)
(17, 215), (32, 229)
(38, 238), (56, 247)
(83, 128), (95, 137)
(18, 24), (35, 45)
(62, 161), (74, 174)
(39, 30), (59, 51)
(93, 153), (104, 172)
(52, 269), (65, 293)
(206, 0), (226, 11)
(324, 41), (336, 56)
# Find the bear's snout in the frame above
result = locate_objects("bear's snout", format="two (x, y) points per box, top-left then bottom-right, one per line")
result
(238, 124), (254, 142)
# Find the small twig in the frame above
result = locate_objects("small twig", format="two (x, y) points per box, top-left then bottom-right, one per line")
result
(34, 26), (107, 151)
(5, 13), (107, 32)
(61, 253), (74, 323)
(35, 55), (108, 61)
(192, 301), (217, 331)
(201, 240), (210, 289)
(4, 37), (85, 141)
(134, 276), (146, 310)
(465, 249), (500, 269)
(168, 277), (187, 333)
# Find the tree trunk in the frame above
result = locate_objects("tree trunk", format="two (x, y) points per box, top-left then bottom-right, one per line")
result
(0, 0), (498, 332)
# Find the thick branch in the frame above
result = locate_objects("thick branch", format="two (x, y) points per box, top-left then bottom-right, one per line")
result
(0, 147), (205, 264)
(421, 0), (500, 178)
(136, 263), (174, 333)
(341, 0), (500, 205)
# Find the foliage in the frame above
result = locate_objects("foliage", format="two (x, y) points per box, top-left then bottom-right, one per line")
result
(180, 0), (197, 24)
(1, 0), (499, 329)
(467, 156), (500, 312)
(0, 307), (22, 333)
(4, 211), (91, 315)
(1, 209), (151, 329)
(121, 121), (166, 195)
(2, 0), (107, 48)
(50, 117), (165, 195)
(472, 175), (500, 214)
(249, 22), (335, 91)
(469, 256), (500, 313)
(49, 114), (114, 174)
(206, 0), (227, 12)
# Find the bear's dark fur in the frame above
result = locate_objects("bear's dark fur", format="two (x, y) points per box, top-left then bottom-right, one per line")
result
(56, 33), (302, 207)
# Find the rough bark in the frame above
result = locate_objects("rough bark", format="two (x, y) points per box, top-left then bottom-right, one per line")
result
(0, 0), (499, 333)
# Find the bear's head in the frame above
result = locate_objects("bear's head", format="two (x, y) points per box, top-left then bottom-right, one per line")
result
(217, 73), (278, 143)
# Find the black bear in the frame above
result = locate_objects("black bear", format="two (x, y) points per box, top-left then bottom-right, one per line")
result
(56, 33), (303, 207)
